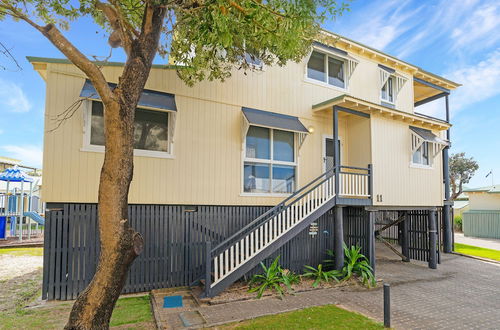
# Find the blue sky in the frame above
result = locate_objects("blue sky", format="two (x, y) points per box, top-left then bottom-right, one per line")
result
(0, 0), (498, 187)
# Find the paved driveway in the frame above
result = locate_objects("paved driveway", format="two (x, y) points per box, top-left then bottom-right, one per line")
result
(200, 244), (500, 329)
(157, 243), (500, 329)
(334, 244), (500, 329)
(455, 233), (500, 251)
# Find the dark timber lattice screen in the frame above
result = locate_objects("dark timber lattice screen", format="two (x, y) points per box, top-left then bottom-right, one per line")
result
(43, 204), (356, 300)
(343, 207), (370, 257)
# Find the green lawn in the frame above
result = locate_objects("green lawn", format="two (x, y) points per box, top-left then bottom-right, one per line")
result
(0, 247), (43, 256)
(110, 295), (153, 327)
(221, 304), (384, 329)
(455, 243), (500, 261)
(0, 246), (153, 329)
(0, 295), (154, 329)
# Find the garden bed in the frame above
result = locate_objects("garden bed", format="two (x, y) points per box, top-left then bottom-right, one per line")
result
(199, 276), (375, 305)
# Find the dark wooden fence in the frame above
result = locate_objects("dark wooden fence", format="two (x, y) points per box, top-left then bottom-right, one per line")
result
(43, 204), (370, 300)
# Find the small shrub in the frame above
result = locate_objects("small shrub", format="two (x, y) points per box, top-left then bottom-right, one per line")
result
(454, 215), (463, 231)
(281, 269), (301, 287)
(342, 244), (376, 287)
(248, 256), (297, 298)
(323, 249), (335, 270)
(303, 264), (341, 288)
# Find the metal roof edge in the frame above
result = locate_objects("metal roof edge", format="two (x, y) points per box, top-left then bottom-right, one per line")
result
(26, 56), (180, 70)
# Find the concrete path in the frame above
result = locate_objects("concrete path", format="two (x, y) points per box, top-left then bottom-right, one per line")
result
(455, 233), (500, 251)
(153, 245), (500, 329)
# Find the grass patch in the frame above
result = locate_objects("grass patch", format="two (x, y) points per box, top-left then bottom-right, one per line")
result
(0, 247), (43, 257)
(221, 304), (384, 329)
(455, 243), (500, 261)
(0, 295), (153, 329)
(110, 295), (153, 327)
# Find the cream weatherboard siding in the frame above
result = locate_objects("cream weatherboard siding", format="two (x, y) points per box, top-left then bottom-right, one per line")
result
(468, 193), (500, 211)
(39, 46), (442, 206)
(370, 115), (444, 206)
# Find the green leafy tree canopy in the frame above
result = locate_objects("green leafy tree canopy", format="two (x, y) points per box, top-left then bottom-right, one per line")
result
(450, 152), (479, 200)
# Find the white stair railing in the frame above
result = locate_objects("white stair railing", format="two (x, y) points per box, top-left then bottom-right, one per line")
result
(211, 173), (336, 287)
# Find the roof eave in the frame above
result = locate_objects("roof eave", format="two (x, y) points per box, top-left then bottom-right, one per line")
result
(313, 94), (451, 130)
(318, 30), (461, 90)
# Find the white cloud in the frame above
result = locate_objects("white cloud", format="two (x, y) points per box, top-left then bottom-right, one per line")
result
(0, 129), (3, 135)
(0, 78), (32, 113)
(0, 145), (42, 168)
(393, 0), (484, 58)
(445, 48), (500, 113)
(334, 0), (422, 51)
(451, 3), (500, 50)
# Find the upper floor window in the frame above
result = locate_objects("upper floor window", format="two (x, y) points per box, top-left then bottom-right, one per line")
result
(307, 50), (345, 89)
(379, 65), (408, 106)
(381, 76), (395, 103)
(243, 126), (296, 194)
(412, 141), (430, 166)
(86, 101), (172, 157)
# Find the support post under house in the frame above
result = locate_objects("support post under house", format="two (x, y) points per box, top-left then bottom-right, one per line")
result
(428, 210), (438, 269)
(442, 95), (453, 253)
(334, 206), (344, 270)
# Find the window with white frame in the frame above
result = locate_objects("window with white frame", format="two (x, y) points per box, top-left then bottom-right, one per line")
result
(86, 101), (171, 155)
(243, 126), (296, 194)
(381, 75), (395, 103)
(307, 50), (346, 88)
(412, 141), (431, 166)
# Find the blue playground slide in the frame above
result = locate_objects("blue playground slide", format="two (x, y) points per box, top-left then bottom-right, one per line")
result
(23, 211), (45, 226)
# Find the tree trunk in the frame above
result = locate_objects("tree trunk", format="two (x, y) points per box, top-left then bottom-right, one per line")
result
(65, 98), (140, 329)
(64, 5), (166, 329)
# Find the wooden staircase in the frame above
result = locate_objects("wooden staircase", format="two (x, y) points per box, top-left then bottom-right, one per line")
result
(203, 168), (338, 297)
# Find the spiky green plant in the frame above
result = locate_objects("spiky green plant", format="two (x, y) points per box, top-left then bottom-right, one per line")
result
(342, 244), (376, 287)
(248, 256), (295, 298)
(303, 264), (341, 288)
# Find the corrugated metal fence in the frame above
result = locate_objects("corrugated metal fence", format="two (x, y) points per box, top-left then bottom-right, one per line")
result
(463, 211), (500, 239)
(43, 204), (369, 300)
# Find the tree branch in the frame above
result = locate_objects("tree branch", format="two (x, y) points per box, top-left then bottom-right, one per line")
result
(0, 1), (114, 105)
(95, 0), (138, 55)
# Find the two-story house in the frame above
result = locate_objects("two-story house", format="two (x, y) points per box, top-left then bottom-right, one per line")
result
(31, 30), (460, 300)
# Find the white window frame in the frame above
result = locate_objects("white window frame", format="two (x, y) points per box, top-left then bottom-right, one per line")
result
(242, 126), (298, 196)
(380, 75), (395, 105)
(304, 49), (348, 92)
(411, 141), (432, 168)
(81, 100), (175, 159)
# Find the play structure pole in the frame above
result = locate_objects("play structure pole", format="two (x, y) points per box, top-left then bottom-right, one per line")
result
(28, 181), (33, 240)
(19, 181), (24, 241)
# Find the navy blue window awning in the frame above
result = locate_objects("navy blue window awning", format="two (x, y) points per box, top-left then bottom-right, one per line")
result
(410, 126), (448, 145)
(242, 107), (308, 133)
(80, 79), (177, 111)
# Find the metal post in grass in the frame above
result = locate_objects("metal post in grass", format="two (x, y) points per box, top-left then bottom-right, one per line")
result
(383, 283), (391, 328)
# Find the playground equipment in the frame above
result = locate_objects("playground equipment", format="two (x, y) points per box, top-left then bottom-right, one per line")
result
(0, 166), (44, 241)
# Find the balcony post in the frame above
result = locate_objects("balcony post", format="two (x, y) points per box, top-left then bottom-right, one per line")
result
(333, 106), (340, 196)
(443, 95), (453, 253)
(368, 164), (373, 199)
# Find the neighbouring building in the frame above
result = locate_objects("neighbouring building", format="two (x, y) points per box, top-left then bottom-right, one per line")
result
(462, 185), (500, 239)
(29, 30), (460, 300)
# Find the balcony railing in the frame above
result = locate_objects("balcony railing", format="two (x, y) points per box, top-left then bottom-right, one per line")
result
(338, 165), (372, 198)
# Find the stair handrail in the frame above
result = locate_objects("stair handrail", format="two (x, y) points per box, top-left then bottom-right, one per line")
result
(211, 167), (336, 256)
